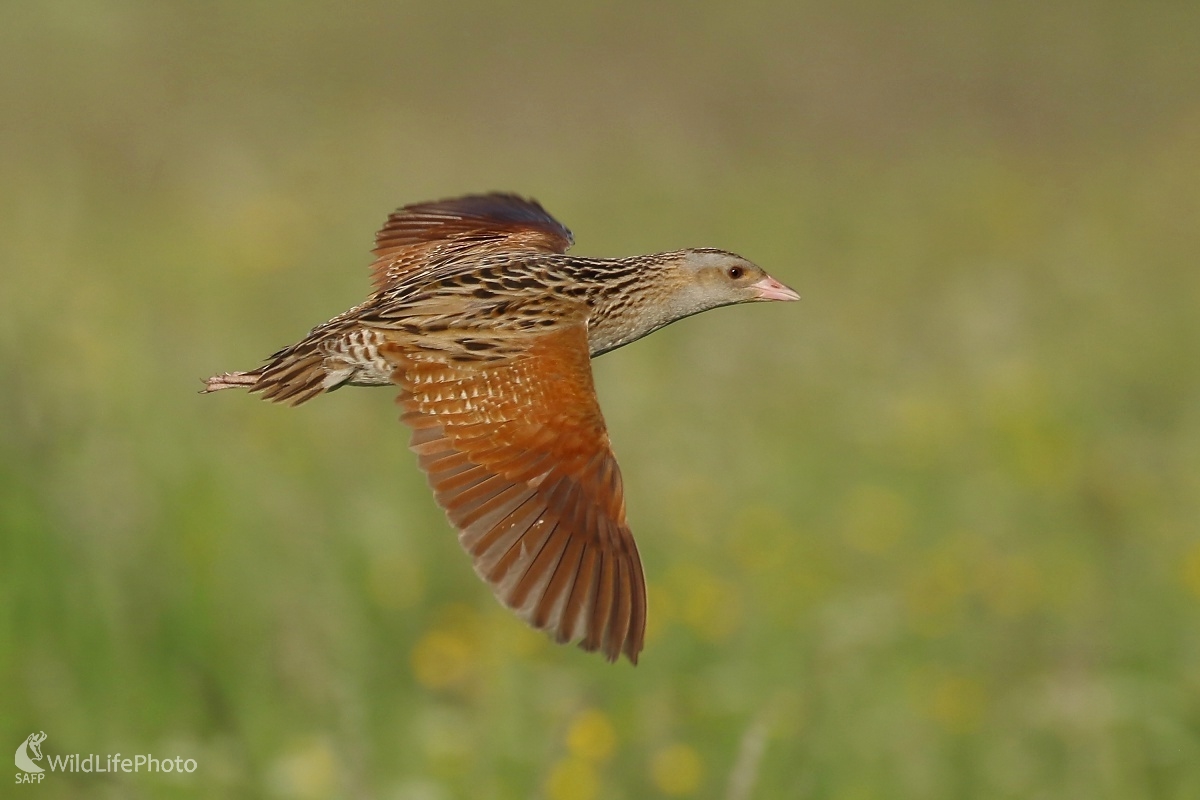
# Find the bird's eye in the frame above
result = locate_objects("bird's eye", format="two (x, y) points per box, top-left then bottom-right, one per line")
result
(727, 266), (744, 280)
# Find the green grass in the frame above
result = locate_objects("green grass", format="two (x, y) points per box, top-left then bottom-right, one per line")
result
(3, 2), (1200, 798)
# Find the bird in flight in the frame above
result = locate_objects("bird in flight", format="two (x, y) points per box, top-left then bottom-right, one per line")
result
(204, 193), (798, 663)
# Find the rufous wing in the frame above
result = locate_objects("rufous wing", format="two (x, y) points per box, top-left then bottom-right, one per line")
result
(370, 193), (574, 293)
(384, 322), (646, 663)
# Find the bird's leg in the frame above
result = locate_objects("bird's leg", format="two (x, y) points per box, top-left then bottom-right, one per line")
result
(201, 370), (260, 393)
(200, 321), (381, 405)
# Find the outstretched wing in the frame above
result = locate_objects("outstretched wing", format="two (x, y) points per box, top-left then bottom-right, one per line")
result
(370, 193), (574, 293)
(384, 321), (646, 663)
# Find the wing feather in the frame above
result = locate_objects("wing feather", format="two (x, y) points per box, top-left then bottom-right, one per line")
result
(386, 322), (646, 663)
(370, 193), (573, 292)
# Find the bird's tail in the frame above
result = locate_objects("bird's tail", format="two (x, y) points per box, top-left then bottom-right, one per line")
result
(202, 336), (338, 407)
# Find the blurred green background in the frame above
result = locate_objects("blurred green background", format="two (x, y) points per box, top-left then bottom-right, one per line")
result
(3, 1), (1199, 798)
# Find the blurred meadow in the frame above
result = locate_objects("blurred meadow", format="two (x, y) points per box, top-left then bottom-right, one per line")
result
(3, 1), (1200, 798)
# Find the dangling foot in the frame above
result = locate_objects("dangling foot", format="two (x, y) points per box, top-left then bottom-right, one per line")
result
(201, 370), (259, 393)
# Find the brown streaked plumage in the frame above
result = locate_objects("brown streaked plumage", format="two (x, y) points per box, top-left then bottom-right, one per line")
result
(203, 193), (798, 663)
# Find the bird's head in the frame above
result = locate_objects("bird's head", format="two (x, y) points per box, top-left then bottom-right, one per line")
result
(661, 248), (799, 317)
(584, 248), (799, 356)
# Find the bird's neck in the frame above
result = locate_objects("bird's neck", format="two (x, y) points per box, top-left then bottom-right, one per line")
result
(563, 254), (682, 357)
